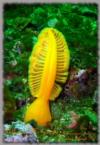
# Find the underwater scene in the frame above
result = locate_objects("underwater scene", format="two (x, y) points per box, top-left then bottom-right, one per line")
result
(3, 3), (98, 143)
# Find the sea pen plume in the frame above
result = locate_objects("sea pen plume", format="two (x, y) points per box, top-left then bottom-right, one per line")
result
(24, 28), (70, 126)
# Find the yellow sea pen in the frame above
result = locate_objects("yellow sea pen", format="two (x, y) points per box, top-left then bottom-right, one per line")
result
(24, 28), (70, 126)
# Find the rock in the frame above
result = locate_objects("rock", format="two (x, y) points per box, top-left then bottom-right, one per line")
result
(4, 120), (38, 143)
(66, 111), (80, 129)
(61, 67), (97, 101)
